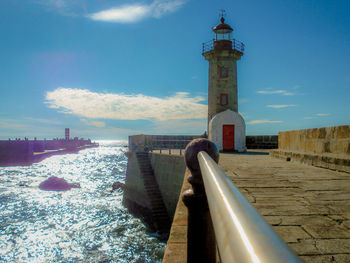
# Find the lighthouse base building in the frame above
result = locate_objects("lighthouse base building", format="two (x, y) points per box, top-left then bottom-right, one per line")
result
(209, 109), (246, 152)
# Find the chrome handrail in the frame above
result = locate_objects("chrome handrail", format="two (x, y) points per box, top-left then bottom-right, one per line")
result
(197, 151), (301, 263)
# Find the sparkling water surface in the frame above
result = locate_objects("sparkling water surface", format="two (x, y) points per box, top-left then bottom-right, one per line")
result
(0, 141), (165, 262)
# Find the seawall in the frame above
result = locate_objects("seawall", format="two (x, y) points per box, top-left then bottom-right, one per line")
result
(246, 135), (278, 149)
(124, 150), (186, 230)
(271, 125), (350, 173)
(0, 139), (98, 166)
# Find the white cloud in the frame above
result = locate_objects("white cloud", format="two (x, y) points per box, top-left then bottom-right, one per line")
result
(304, 113), (330, 119)
(24, 117), (62, 125)
(152, 119), (206, 134)
(239, 98), (248, 104)
(88, 0), (187, 23)
(34, 0), (81, 16)
(88, 5), (151, 23)
(257, 89), (294, 96)
(0, 119), (29, 130)
(81, 119), (106, 128)
(45, 87), (207, 121)
(266, 104), (296, 109)
(90, 121), (105, 127)
(151, 0), (186, 18)
(247, 120), (282, 125)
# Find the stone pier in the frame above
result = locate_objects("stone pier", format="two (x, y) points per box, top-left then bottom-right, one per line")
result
(163, 151), (350, 262)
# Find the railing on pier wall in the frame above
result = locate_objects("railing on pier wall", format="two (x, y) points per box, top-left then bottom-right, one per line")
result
(182, 138), (301, 263)
(128, 134), (206, 154)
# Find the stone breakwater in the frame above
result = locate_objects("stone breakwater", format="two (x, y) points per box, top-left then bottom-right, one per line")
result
(164, 151), (350, 263)
(272, 125), (350, 173)
(0, 139), (98, 166)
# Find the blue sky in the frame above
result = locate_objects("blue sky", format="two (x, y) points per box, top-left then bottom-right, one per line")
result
(0, 0), (349, 140)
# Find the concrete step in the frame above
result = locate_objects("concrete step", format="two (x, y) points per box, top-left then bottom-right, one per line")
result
(151, 203), (165, 207)
(136, 152), (171, 233)
(144, 185), (160, 190)
(141, 173), (156, 177)
(152, 209), (168, 214)
(143, 178), (158, 184)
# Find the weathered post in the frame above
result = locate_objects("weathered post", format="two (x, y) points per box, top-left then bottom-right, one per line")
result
(183, 138), (219, 263)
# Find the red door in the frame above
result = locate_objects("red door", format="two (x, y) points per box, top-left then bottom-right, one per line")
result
(223, 125), (235, 151)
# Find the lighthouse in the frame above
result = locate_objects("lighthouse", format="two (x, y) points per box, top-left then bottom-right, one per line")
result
(202, 16), (246, 152)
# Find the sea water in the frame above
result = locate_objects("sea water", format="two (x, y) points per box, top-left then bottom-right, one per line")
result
(0, 141), (165, 262)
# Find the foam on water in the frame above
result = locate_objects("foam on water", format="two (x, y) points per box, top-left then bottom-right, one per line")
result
(0, 140), (165, 262)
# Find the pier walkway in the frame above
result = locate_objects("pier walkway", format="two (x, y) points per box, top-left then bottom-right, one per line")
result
(164, 151), (350, 262)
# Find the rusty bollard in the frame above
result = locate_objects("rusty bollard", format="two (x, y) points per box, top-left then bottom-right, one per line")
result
(183, 138), (219, 263)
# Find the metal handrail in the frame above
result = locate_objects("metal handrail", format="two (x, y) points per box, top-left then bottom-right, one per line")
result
(202, 39), (245, 54)
(197, 151), (301, 263)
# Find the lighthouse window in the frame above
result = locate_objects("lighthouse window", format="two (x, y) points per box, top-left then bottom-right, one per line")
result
(220, 94), (228, 106)
(219, 66), (228, 78)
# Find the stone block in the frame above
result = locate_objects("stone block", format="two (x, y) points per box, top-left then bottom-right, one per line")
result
(288, 240), (319, 255)
(333, 254), (350, 263)
(303, 222), (350, 238)
(305, 129), (312, 140)
(300, 255), (334, 263)
(278, 215), (332, 226)
(318, 128), (326, 139)
(282, 132), (290, 150)
(316, 239), (350, 253)
(162, 243), (187, 263)
(315, 141), (326, 153)
(329, 126), (337, 139)
(272, 226), (311, 242)
(305, 141), (315, 153)
(337, 125), (350, 139)
(331, 140), (350, 154)
(323, 141), (330, 153)
(168, 225), (187, 243)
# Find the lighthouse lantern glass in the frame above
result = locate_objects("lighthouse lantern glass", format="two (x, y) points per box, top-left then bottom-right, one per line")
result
(214, 29), (232, 41)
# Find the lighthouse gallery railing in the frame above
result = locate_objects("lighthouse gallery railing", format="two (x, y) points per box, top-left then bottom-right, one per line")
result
(202, 39), (245, 54)
(196, 151), (300, 263)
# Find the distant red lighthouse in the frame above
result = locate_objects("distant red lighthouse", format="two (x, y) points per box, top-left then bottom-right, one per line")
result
(65, 128), (70, 140)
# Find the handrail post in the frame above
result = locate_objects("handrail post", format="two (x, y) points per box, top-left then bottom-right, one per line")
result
(183, 138), (219, 263)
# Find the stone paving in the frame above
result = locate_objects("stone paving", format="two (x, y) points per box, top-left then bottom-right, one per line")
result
(219, 152), (350, 263)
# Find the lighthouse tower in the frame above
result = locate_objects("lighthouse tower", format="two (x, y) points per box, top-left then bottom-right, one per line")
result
(202, 16), (246, 152)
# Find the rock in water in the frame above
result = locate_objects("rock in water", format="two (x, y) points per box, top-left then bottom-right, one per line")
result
(111, 181), (125, 192)
(39, 176), (80, 191)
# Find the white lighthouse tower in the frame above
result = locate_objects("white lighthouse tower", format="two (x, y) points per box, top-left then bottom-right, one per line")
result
(202, 15), (246, 152)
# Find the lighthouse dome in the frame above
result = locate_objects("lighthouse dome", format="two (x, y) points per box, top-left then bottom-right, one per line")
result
(213, 17), (233, 32)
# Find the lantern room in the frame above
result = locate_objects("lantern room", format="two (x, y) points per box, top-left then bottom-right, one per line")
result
(213, 17), (233, 41)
